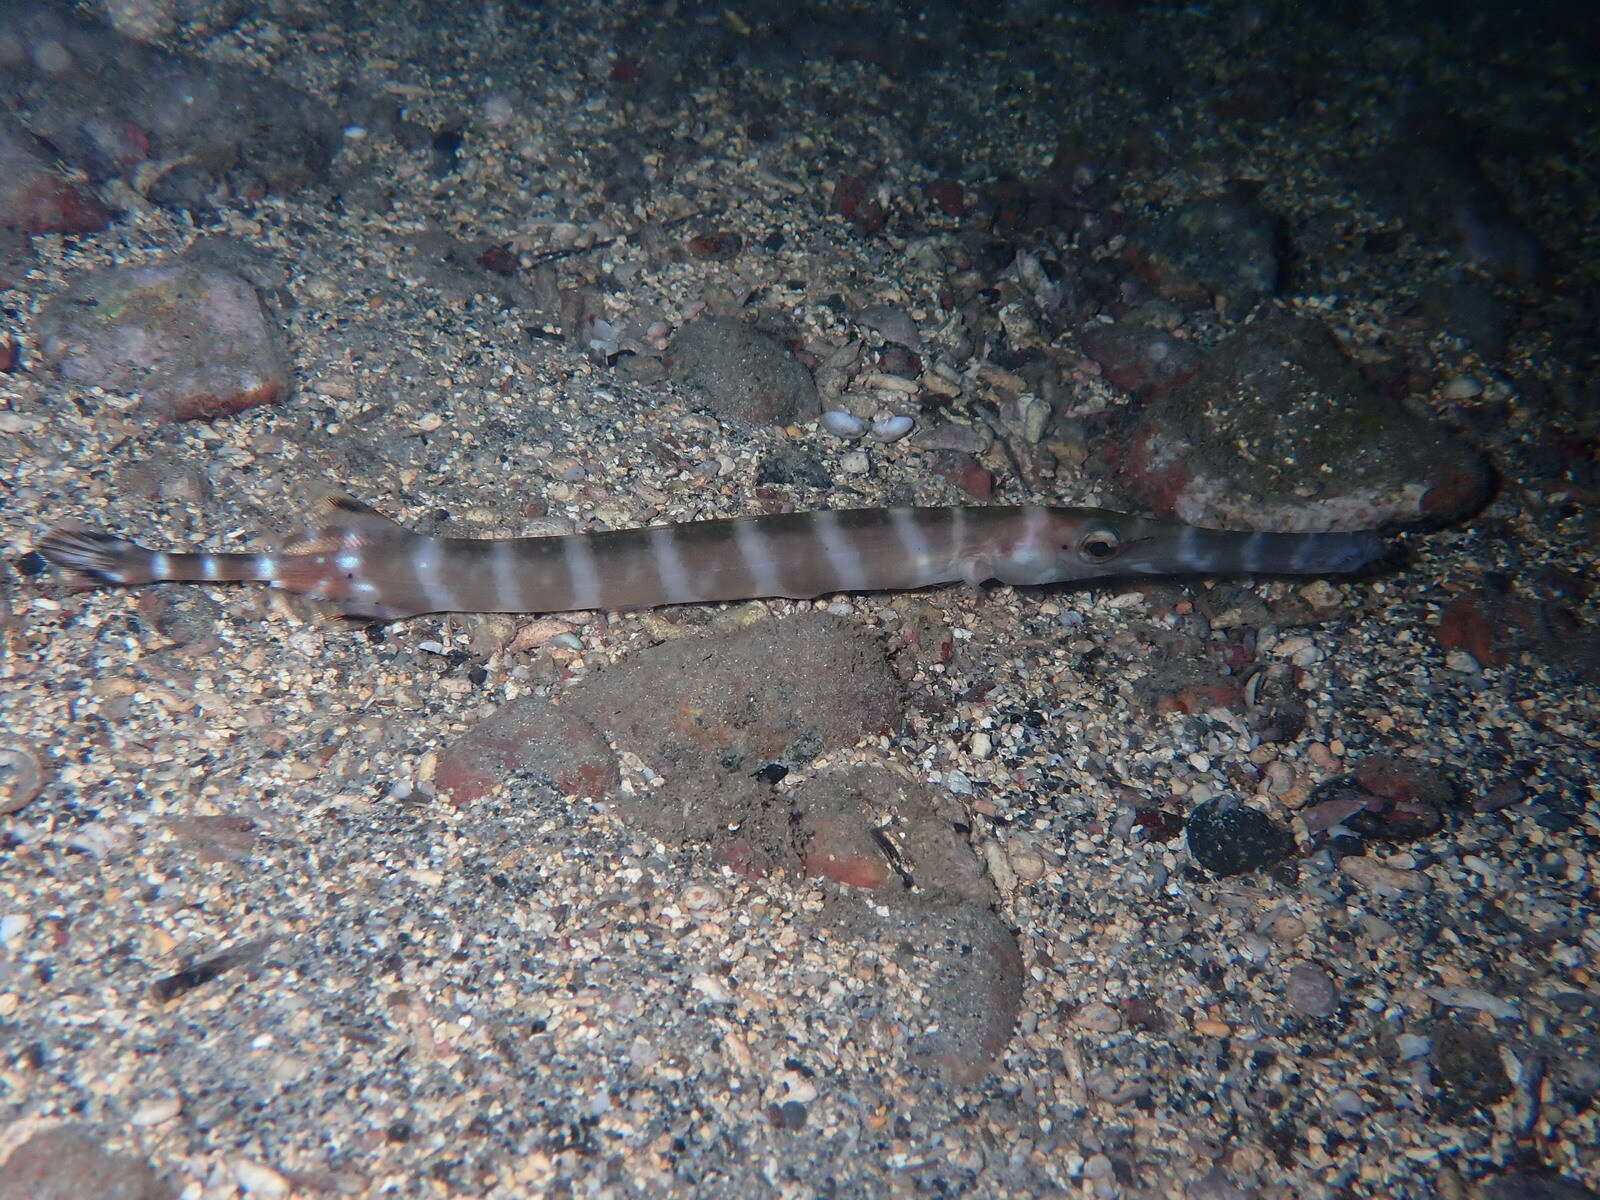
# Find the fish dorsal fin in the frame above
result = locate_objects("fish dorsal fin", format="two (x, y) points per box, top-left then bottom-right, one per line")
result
(281, 492), (412, 555)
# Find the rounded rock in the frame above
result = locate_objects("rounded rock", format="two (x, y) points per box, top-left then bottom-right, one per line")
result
(1285, 961), (1338, 1017)
(1186, 796), (1295, 877)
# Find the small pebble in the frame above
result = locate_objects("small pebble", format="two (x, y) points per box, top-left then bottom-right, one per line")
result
(1425, 986), (1519, 1020)
(680, 883), (727, 916)
(1328, 1088), (1366, 1116)
(232, 1157), (291, 1198)
(1395, 1033), (1432, 1060)
(1075, 1003), (1123, 1034)
(1008, 844), (1047, 882)
(131, 1096), (183, 1126)
(1340, 856), (1432, 894)
(1285, 961), (1337, 1017)
(1265, 762), (1296, 796)
(692, 973), (734, 1004)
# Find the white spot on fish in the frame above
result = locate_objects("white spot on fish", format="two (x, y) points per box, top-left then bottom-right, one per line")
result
(562, 535), (600, 609)
(733, 519), (784, 597)
(814, 510), (867, 592)
(649, 526), (694, 604)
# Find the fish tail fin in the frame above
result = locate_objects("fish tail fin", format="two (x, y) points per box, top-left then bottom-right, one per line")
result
(35, 526), (161, 589)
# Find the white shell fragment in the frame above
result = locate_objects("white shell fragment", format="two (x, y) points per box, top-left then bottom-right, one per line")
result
(868, 414), (914, 442)
(821, 409), (866, 439)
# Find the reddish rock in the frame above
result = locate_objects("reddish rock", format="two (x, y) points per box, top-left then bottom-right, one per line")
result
(1435, 586), (1599, 682)
(435, 700), (619, 805)
(0, 117), (110, 235)
(1295, 757), (1456, 842)
(1078, 320), (1201, 398)
(932, 452), (993, 501)
(478, 243), (518, 275)
(925, 179), (965, 218)
(1300, 795), (1370, 834)
(0, 338), (18, 373)
(792, 765), (993, 902)
(717, 837), (774, 879)
(1437, 593), (1525, 667)
(0, 1123), (172, 1200)
(802, 809), (892, 890)
(831, 174), (885, 234)
(687, 231), (743, 261)
(1354, 755), (1455, 808)
(1132, 807), (1185, 841)
(1420, 468), (1497, 521)
(1151, 680), (1245, 715)
(35, 259), (290, 421)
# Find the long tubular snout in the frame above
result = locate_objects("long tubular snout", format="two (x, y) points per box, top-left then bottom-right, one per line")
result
(1126, 525), (1387, 576)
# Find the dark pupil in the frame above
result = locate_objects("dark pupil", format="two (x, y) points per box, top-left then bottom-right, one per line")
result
(1083, 537), (1116, 559)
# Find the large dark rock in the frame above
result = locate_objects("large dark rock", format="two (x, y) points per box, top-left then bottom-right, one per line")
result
(35, 260), (289, 421)
(1109, 315), (1492, 530)
(667, 318), (820, 426)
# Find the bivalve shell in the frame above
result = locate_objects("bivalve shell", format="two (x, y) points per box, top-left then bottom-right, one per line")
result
(820, 409), (866, 439)
(868, 414), (914, 442)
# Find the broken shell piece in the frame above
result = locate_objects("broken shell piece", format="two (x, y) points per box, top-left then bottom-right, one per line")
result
(821, 410), (866, 439)
(0, 743), (44, 815)
(868, 414), (914, 442)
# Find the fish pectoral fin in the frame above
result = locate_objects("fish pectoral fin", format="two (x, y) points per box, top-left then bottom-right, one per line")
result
(281, 491), (413, 555)
(958, 555), (996, 588)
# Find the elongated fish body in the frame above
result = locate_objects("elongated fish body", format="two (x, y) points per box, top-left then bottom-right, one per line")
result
(36, 496), (1386, 621)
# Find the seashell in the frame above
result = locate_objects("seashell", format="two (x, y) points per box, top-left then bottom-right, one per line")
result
(820, 409), (866, 439)
(868, 414), (914, 442)
(0, 743), (45, 815)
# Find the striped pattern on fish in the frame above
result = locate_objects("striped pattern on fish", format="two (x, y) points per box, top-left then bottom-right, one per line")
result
(36, 494), (1387, 621)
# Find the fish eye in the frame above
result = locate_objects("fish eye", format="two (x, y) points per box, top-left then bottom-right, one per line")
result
(1077, 529), (1121, 561)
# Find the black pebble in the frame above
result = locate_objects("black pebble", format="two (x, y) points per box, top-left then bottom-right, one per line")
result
(1186, 796), (1296, 877)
